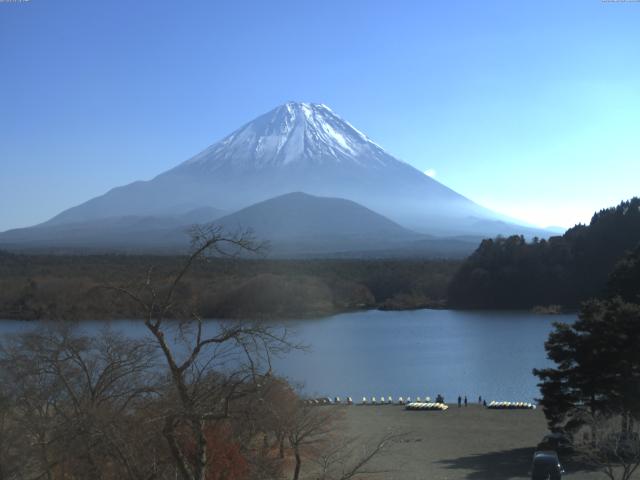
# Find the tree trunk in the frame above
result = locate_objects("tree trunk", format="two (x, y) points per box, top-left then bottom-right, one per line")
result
(292, 446), (301, 480)
(279, 434), (285, 459)
(163, 418), (195, 480)
(194, 417), (208, 480)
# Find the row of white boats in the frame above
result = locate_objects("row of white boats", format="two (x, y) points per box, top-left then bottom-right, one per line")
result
(303, 397), (354, 405)
(303, 396), (432, 405)
(405, 402), (449, 411)
(486, 401), (536, 409)
(359, 396), (432, 405)
(303, 397), (537, 410)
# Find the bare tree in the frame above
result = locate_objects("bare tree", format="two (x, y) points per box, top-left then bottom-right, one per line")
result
(285, 404), (338, 480)
(0, 388), (24, 480)
(0, 324), (163, 480)
(283, 401), (401, 480)
(312, 432), (401, 480)
(577, 413), (640, 480)
(109, 225), (294, 480)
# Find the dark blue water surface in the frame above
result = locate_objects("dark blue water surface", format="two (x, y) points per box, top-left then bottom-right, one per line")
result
(0, 309), (574, 404)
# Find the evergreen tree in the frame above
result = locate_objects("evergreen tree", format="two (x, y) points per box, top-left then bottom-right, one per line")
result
(608, 244), (640, 303)
(448, 197), (640, 309)
(534, 298), (640, 434)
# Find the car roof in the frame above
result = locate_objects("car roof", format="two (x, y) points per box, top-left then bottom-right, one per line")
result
(534, 450), (560, 460)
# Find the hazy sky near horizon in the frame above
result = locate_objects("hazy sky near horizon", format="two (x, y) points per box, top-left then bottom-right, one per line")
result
(1, 0), (639, 231)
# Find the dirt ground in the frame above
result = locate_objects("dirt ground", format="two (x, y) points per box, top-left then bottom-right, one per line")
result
(334, 404), (611, 480)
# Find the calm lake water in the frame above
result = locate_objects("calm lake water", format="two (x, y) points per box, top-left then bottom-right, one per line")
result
(0, 309), (575, 404)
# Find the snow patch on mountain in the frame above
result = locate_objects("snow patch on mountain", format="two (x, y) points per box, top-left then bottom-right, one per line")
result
(179, 102), (401, 172)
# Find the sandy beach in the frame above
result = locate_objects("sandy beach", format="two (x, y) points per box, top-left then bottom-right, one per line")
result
(336, 404), (606, 480)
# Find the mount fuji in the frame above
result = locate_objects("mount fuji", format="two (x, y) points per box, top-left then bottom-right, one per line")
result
(0, 102), (549, 255)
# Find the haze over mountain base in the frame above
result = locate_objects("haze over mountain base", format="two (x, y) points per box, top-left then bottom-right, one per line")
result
(0, 102), (553, 256)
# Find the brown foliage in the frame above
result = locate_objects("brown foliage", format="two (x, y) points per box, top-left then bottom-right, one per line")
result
(180, 423), (250, 480)
(0, 253), (458, 320)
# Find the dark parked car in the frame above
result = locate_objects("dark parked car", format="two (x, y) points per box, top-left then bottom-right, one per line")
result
(531, 450), (565, 480)
(536, 432), (573, 454)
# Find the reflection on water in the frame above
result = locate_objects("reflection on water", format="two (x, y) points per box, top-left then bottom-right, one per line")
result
(0, 309), (575, 403)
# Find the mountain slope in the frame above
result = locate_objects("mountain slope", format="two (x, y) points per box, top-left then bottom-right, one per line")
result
(216, 192), (415, 239)
(0, 207), (225, 253)
(41, 102), (535, 237)
(213, 192), (422, 254)
(0, 192), (484, 257)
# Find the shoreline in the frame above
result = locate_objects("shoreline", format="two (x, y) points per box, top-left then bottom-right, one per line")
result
(0, 252), (578, 322)
(0, 304), (577, 322)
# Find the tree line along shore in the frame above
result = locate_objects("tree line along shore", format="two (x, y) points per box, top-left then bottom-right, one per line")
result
(0, 254), (457, 321)
(1, 197), (638, 321)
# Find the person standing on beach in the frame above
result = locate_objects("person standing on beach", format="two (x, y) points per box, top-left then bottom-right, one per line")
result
(464, 395), (468, 407)
(478, 395), (482, 404)
(457, 396), (462, 408)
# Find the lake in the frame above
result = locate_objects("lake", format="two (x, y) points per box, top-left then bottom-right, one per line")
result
(0, 309), (574, 404)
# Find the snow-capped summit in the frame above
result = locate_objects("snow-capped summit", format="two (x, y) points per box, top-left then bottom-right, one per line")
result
(29, 101), (542, 239)
(178, 102), (397, 172)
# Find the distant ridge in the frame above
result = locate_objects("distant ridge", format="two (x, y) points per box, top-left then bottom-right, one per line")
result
(0, 207), (225, 253)
(0, 192), (484, 257)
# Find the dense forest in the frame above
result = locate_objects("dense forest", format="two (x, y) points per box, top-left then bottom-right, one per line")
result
(448, 197), (640, 309)
(0, 253), (459, 320)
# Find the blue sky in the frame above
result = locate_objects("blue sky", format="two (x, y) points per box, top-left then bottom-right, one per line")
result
(1, 0), (639, 231)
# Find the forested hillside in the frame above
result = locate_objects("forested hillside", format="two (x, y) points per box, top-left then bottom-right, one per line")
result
(448, 198), (640, 309)
(0, 253), (458, 320)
